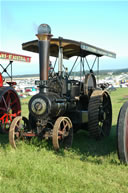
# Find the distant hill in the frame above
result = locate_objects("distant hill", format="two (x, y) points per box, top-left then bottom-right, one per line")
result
(70, 68), (128, 76)
(112, 68), (128, 75)
(12, 74), (39, 78)
(12, 68), (128, 78)
(98, 68), (128, 75)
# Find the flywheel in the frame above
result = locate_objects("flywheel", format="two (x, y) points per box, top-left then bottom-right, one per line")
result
(84, 73), (96, 97)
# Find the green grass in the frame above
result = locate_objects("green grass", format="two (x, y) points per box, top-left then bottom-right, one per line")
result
(1, 88), (128, 193)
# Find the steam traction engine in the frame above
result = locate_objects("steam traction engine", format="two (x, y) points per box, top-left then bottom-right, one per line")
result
(9, 24), (116, 150)
(0, 52), (31, 134)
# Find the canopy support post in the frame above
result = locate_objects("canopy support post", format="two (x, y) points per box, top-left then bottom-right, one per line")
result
(97, 57), (99, 84)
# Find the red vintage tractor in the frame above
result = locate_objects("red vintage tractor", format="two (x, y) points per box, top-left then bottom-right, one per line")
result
(0, 51), (31, 133)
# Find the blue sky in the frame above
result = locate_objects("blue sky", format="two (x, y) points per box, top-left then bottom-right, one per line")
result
(0, 0), (128, 75)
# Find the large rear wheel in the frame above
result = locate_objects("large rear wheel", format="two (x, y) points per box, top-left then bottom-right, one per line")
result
(117, 101), (128, 164)
(88, 90), (112, 139)
(0, 87), (21, 133)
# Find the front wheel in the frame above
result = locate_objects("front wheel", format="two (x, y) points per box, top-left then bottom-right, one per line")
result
(9, 116), (29, 148)
(117, 101), (128, 164)
(52, 117), (73, 150)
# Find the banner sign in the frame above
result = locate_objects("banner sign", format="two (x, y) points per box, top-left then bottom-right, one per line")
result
(81, 44), (116, 58)
(0, 51), (31, 62)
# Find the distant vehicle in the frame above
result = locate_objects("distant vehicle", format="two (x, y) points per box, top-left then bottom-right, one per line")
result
(19, 94), (27, 98)
(120, 84), (127, 88)
(28, 90), (38, 96)
(25, 87), (37, 92)
(97, 83), (110, 90)
(107, 85), (116, 92)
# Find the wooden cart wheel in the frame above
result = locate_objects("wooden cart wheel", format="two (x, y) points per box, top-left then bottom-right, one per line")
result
(88, 90), (112, 139)
(0, 87), (21, 133)
(52, 117), (73, 150)
(9, 116), (29, 148)
(117, 101), (128, 164)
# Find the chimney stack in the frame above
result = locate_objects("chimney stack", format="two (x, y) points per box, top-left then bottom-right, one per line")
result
(36, 24), (52, 81)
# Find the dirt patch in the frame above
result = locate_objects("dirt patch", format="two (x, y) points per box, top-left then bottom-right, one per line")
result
(123, 95), (128, 98)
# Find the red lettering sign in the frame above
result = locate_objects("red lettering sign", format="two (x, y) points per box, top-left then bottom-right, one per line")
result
(0, 51), (31, 62)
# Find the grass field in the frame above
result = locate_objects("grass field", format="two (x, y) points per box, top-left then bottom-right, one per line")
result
(0, 88), (128, 193)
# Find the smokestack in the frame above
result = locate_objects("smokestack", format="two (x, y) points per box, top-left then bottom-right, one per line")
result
(36, 24), (52, 81)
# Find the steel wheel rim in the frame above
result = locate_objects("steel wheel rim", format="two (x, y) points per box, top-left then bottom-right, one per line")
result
(124, 109), (128, 159)
(117, 101), (128, 164)
(52, 117), (73, 150)
(99, 92), (112, 137)
(9, 116), (28, 148)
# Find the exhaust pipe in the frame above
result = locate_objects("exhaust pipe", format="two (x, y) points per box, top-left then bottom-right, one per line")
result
(36, 24), (52, 83)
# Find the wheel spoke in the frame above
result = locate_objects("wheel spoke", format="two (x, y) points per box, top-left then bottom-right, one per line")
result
(15, 123), (21, 130)
(14, 132), (20, 138)
(6, 91), (10, 104)
(63, 123), (68, 131)
(2, 96), (8, 110)
(58, 130), (64, 135)
(100, 125), (105, 136)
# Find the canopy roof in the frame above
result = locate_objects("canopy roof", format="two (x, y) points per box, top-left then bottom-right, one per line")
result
(22, 38), (116, 59)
